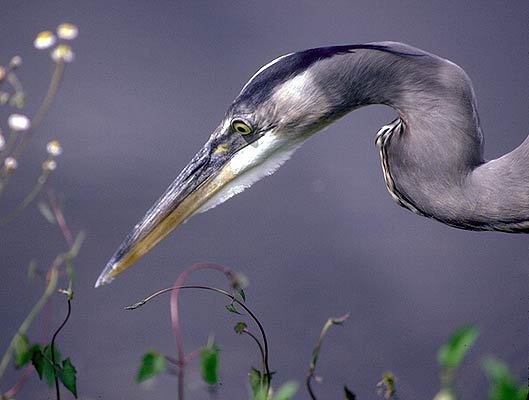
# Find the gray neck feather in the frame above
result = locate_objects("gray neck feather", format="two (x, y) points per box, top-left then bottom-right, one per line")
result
(315, 42), (529, 231)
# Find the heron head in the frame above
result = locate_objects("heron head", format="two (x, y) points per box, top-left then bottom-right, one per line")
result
(95, 46), (361, 287)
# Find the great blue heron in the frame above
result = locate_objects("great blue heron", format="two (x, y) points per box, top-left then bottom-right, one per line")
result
(95, 41), (529, 287)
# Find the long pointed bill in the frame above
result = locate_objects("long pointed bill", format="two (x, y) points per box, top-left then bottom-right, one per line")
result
(95, 133), (237, 287)
(95, 124), (299, 287)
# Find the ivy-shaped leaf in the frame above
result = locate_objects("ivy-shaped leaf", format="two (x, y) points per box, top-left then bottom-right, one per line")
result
(437, 326), (479, 369)
(31, 344), (59, 387)
(200, 343), (220, 385)
(59, 358), (78, 398)
(136, 351), (167, 383)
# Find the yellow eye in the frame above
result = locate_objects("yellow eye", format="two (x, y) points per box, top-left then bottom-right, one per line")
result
(232, 119), (253, 135)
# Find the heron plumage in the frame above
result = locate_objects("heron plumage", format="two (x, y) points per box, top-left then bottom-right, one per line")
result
(96, 41), (529, 286)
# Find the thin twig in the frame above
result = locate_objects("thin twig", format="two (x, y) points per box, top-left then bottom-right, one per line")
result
(48, 191), (74, 248)
(306, 313), (349, 400)
(1, 169), (51, 224)
(127, 284), (271, 392)
(50, 295), (72, 400)
(169, 263), (235, 400)
(0, 61), (65, 199)
(0, 267), (59, 383)
(9, 61), (65, 162)
(2, 364), (33, 398)
(242, 329), (267, 388)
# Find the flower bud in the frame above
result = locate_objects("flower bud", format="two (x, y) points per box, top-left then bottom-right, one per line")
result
(4, 157), (18, 171)
(43, 159), (57, 171)
(51, 44), (75, 63)
(46, 140), (63, 156)
(57, 23), (78, 40)
(8, 113), (31, 131)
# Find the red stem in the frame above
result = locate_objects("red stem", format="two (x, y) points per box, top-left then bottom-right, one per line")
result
(170, 263), (235, 400)
(48, 191), (74, 248)
(3, 365), (32, 398)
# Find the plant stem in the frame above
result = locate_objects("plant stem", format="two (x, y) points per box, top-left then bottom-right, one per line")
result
(306, 313), (349, 400)
(48, 191), (74, 248)
(50, 295), (72, 400)
(2, 363), (32, 398)
(0, 267), (59, 385)
(1, 60), (65, 198)
(1, 169), (50, 224)
(127, 284), (271, 393)
(169, 263), (235, 400)
(243, 329), (267, 387)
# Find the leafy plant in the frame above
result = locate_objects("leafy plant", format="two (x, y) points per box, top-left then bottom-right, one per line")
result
(434, 325), (479, 399)
(136, 351), (167, 383)
(200, 339), (220, 385)
(306, 313), (351, 400)
(0, 23), (83, 400)
(483, 357), (528, 400)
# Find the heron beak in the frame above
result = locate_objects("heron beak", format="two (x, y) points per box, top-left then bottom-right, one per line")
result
(95, 133), (240, 287)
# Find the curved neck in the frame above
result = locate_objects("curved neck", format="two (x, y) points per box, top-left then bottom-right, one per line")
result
(318, 43), (529, 231)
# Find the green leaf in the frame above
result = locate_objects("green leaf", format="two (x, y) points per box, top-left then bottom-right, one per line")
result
(249, 367), (275, 398)
(13, 334), (31, 368)
(59, 358), (78, 398)
(272, 381), (299, 400)
(483, 357), (527, 400)
(344, 385), (356, 399)
(226, 303), (242, 315)
(437, 325), (479, 369)
(200, 343), (220, 385)
(517, 387), (529, 400)
(235, 288), (246, 302)
(43, 344), (61, 386)
(254, 388), (268, 400)
(250, 367), (262, 397)
(234, 322), (247, 334)
(31, 344), (59, 387)
(44, 344), (61, 365)
(136, 351), (167, 383)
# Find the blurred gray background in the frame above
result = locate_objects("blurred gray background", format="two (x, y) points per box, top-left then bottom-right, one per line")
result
(1, 1), (527, 399)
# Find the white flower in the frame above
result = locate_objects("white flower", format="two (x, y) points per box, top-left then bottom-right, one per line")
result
(43, 159), (57, 171)
(46, 140), (63, 156)
(51, 44), (75, 63)
(4, 157), (18, 171)
(34, 31), (56, 50)
(8, 113), (31, 131)
(0, 132), (5, 150)
(57, 23), (78, 40)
